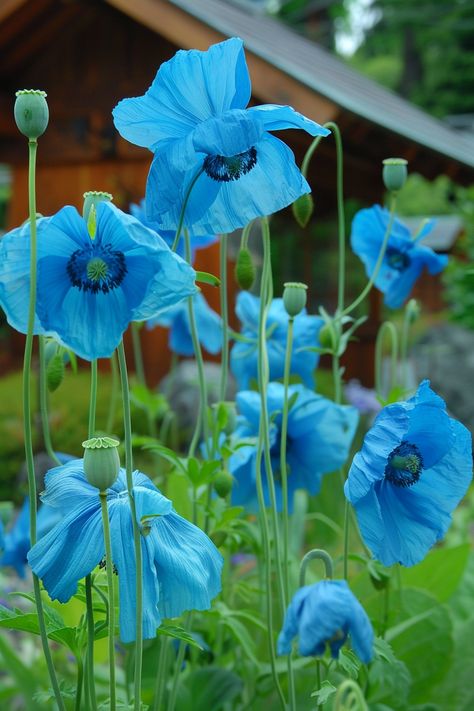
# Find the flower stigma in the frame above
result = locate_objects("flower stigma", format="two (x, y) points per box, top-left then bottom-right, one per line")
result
(384, 441), (423, 487)
(204, 147), (257, 182)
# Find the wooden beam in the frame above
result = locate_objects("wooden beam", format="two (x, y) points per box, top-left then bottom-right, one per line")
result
(0, 0), (29, 24)
(105, 0), (338, 124)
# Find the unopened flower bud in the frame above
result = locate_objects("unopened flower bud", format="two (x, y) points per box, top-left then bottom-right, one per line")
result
(213, 470), (233, 498)
(318, 323), (334, 349)
(14, 90), (49, 139)
(82, 436), (120, 491)
(406, 298), (420, 323)
(382, 158), (408, 193)
(82, 191), (113, 238)
(235, 247), (255, 290)
(283, 282), (307, 318)
(292, 192), (314, 228)
(46, 352), (65, 392)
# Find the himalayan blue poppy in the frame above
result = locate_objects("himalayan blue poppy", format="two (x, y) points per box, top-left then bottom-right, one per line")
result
(351, 205), (448, 309)
(278, 580), (374, 663)
(0, 202), (196, 361)
(228, 383), (358, 511)
(230, 293), (323, 390)
(344, 380), (473, 567)
(113, 38), (330, 234)
(27, 460), (223, 643)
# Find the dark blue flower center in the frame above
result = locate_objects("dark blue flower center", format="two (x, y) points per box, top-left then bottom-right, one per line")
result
(203, 147), (257, 182)
(66, 243), (127, 293)
(384, 441), (423, 487)
(386, 248), (411, 272)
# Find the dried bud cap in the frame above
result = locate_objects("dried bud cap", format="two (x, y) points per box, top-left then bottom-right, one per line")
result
(283, 282), (308, 318)
(213, 470), (234, 498)
(82, 191), (113, 238)
(382, 158), (408, 193)
(82, 436), (120, 491)
(292, 192), (314, 228)
(235, 247), (255, 290)
(14, 90), (49, 139)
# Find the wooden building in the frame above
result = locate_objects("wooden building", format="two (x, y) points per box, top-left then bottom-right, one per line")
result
(1, 0), (473, 384)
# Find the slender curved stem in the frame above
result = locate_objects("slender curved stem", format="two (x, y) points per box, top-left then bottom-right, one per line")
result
(168, 611), (194, 711)
(375, 321), (399, 398)
(117, 341), (143, 711)
(400, 304), (413, 390)
(106, 351), (119, 434)
(301, 135), (325, 177)
(299, 549), (334, 586)
(100, 492), (117, 711)
(22, 138), (66, 711)
(219, 235), (229, 403)
(88, 360), (98, 437)
(74, 658), (84, 711)
(171, 168), (204, 252)
(38, 336), (60, 465)
(131, 322), (146, 386)
(152, 637), (170, 711)
(324, 122), (346, 312)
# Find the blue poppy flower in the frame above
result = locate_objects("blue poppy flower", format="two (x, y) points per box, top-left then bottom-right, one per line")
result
(113, 38), (330, 234)
(230, 293), (324, 390)
(147, 291), (222, 356)
(344, 380), (473, 567)
(27, 460), (223, 643)
(0, 202), (196, 361)
(351, 205), (448, 309)
(228, 383), (358, 511)
(277, 580), (374, 663)
(130, 198), (216, 262)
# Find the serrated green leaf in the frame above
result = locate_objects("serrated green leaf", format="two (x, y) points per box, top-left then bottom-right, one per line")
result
(182, 667), (242, 711)
(311, 679), (337, 702)
(156, 624), (204, 650)
(337, 647), (361, 679)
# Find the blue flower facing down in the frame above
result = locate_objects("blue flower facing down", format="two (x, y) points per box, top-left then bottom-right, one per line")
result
(130, 198), (216, 262)
(27, 460), (223, 643)
(228, 383), (358, 511)
(230, 293), (324, 390)
(0, 202), (196, 361)
(147, 291), (222, 356)
(277, 580), (374, 663)
(345, 380), (473, 567)
(351, 205), (448, 309)
(113, 38), (330, 234)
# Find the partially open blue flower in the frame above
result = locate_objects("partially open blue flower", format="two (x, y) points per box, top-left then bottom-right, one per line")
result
(147, 291), (222, 356)
(113, 38), (330, 234)
(27, 460), (223, 643)
(230, 293), (323, 390)
(351, 205), (448, 309)
(0, 202), (196, 361)
(277, 580), (373, 663)
(130, 198), (216, 262)
(228, 383), (358, 511)
(345, 380), (473, 567)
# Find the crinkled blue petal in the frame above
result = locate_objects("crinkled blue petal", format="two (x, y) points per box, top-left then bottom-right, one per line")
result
(248, 104), (330, 137)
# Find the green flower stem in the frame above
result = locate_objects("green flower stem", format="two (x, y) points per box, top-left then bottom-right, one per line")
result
(400, 304), (413, 389)
(106, 351), (119, 434)
(117, 340), (143, 711)
(375, 321), (399, 398)
(301, 135), (325, 178)
(152, 637), (170, 711)
(74, 658), (84, 711)
(88, 360), (98, 438)
(22, 138), (66, 711)
(99, 492), (117, 711)
(168, 611), (194, 711)
(38, 336), (60, 465)
(171, 168), (205, 252)
(131, 322), (146, 385)
(343, 500), (350, 580)
(299, 549), (334, 586)
(219, 234), (229, 403)
(343, 194), (398, 317)
(324, 123), (346, 312)
(280, 315), (297, 710)
(256, 216), (287, 710)
(315, 660), (322, 710)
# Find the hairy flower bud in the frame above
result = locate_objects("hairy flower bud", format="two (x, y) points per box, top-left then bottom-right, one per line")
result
(213, 470), (233, 498)
(46, 352), (65, 392)
(382, 158), (408, 193)
(235, 247), (255, 290)
(14, 90), (49, 139)
(292, 192), (314, 228)
(283, 282), (307, 318)
(82, 436), (120, 491)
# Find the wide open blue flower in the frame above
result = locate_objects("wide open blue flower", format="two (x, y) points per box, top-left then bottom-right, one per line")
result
(344, 380), (473, 567)
(113, 38), (330, 234)
(147, 291), (222, 356)
(351, 205), (448, 309)
(27, 460), (223, 643)
(228, 383), (358, 511)
(0, 202), (196, 361)
(230, 293), (324, 390)
(277, 580), (373, 663)
(130, 198), (216, 262)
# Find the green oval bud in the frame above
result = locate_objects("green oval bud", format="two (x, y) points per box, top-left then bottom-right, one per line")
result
(283, 282), (308, 317)
(82, 191), (113, 238)
(382, 158), (408, 193)
(318, 323), (334, 349)
(46, 352), (65, 393)
(82, 436), (120, 491)
(292, 192), (314, 228)
(14, 90), (49, 139)
(213, 470), (233, 498)
(406, 298), (420, 323)
(210, 530), (228, 548)
(235, 248), (255, 290)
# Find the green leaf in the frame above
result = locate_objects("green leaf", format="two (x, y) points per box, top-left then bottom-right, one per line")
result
(33, 680), (77, 704)
(181, 667), (242, 711)
(195, 270), (221, 287)
(431, 613), (474, 711)
(311, 679), (337, 703)
(141, 441), (187, 475)
(367, 638), (412, 709)
(0, 634), (41, 710)
(156, 624), (204, 650)
(337, 647), (361, 679)
(130, 384), (168, 418)
(400, 544), (470, 603)
(186, 456), (201, 486)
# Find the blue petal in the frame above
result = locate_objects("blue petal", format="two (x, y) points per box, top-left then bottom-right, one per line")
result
(383, 262), (423, 309)
(192, 110), (264, 156)
(113, 38), (251, 150)
(41, 459), (101, 511)
(248, 104), (330, 137)
(277, 585), (310, 655)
